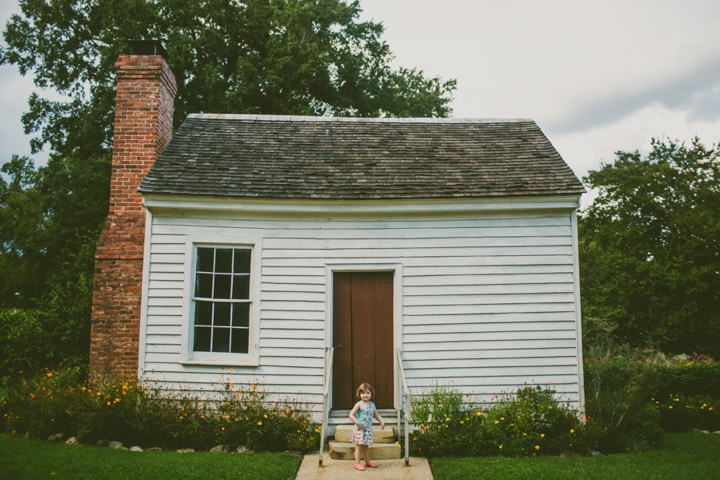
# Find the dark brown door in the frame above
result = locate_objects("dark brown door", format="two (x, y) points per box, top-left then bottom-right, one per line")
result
(333, 272), (394, 409)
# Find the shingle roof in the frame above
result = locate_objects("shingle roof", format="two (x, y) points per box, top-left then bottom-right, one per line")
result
(139, 114), (585, 199)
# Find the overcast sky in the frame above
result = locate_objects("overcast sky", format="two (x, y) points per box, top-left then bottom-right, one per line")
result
(2, 0), (720, 206)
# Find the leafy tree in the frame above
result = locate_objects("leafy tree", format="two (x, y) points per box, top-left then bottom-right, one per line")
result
(579, 138), (720, 357)
(0, 0), (457, 307)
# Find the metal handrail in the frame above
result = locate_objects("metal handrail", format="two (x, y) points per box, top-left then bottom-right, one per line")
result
(396, 348), (412, 466)
(318, 347), (334, 466)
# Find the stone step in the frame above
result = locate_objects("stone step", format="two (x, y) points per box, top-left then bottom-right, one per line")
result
(328, 441), (401, 460)
(334, 425), (395, 444)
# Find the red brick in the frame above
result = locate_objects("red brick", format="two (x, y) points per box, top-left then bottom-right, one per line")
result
(90, 54), (177, 377)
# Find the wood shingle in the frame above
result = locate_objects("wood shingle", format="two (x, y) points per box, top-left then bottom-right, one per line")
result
(139, 114), (584, 199)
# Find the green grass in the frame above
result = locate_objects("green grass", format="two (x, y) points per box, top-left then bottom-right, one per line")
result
(430, 433), (720, 480)
(0, 434), (301, 479)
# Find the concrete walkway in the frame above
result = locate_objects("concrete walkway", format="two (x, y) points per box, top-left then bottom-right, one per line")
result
(295, 455), (434, 480)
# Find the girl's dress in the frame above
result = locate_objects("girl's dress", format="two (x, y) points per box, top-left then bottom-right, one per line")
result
(352, 401), (375, 446)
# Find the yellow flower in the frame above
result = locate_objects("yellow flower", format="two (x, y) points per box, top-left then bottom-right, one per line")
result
(445, 417), (450, 422)
(500, 417), (505, 420)
(523, 433), (527, 436)
(494, 420), (499, 424)
(221, 427), (225, 431)
(535, 445), (540, 450)
(264, 414), (268, 418)
(669, 406), (673, 409)
(395, 441), (400, 445)
(570, 429), (575, 434)
(460, 421), (464, 424)
(709, 407), (714, 411)
(499, 445), (503, 449)
(540, 433), (545, 438)
(258, 421), (262, 426)
(476, 412), (482, 416)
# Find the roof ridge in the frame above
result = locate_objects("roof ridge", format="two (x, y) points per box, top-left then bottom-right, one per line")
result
(186, 113), (534, 124)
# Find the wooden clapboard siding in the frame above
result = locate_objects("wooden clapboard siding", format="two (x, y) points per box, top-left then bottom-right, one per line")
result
(141, 209), (582, 413)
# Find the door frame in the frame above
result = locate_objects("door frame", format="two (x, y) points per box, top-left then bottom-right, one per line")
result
(325, 262), (403, 411)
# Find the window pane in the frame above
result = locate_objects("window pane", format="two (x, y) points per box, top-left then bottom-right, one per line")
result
(214, 302), (231, 326)
(214, 274), (231, 299)
(232, 303), (250, 327)
(197, 248), (214, 272)
(216, 248), (233, 273)
(234, 249), (251, 273)
(195, 301), (212, 326)
(232, 275), (250, 299)
(194, 327), (211, 351)
(213, 327), (230, 352)
(195, 273), (213, 298)
(231, 328), (249, 354)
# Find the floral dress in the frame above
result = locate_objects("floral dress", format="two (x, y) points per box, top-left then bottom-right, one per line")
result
(352, 401), (375, 446)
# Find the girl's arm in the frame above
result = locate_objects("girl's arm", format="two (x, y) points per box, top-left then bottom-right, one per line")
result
(374, 409), (386, 430)
(348, 403), (362, 428)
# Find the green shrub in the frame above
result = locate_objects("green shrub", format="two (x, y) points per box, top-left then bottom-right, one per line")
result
(1, 366), (85, 439)
(0, 236), (95, 379)
(583, 341), (665, 452)
(0, 369), (318, 452)
(409, 384), (601, 458)
(653, 361), (720, 399)
(654, 393), (719, 433)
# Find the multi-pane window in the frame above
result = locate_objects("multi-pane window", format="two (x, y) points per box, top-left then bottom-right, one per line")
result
(193, 247), (251, 354)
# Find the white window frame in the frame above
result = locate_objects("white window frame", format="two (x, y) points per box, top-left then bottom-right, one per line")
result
(180, 236), (262, 366)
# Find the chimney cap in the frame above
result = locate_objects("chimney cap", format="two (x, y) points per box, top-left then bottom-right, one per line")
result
(127, 40), (169, 60)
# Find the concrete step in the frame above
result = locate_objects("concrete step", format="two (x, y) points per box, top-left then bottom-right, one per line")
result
(334, 425), (395, 444)
(328, 441), (401, 460)
(326, 409), (399, 435)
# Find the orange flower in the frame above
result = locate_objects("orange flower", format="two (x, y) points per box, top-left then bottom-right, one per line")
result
(412, 437), (418, 441)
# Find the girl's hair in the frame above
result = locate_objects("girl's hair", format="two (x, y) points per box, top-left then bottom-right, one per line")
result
(356, 383), (374, 399)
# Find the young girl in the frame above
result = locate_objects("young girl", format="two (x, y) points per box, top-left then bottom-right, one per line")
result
(348, 382), (386, 471)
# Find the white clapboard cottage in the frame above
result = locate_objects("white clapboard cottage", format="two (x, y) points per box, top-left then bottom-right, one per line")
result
(90, 48), (586, 430)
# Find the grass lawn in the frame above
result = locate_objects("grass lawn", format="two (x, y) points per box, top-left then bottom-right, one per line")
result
(0, 434), (301, 479)
(430, 433), (720, 480)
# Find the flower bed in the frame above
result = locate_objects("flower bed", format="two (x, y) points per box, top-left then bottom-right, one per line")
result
(0, 367), (318, 452)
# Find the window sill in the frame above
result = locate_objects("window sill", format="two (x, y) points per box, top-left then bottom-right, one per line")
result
(180, 359), (259, 368)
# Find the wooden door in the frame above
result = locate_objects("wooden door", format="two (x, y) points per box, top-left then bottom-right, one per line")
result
(333, 272), (394, 409)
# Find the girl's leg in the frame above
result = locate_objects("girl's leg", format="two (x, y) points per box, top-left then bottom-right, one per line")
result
(355, 445), (362, 466)
(363, 445), (371, 463)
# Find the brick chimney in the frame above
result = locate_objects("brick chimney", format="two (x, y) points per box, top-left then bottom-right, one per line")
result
(90, 41), (177, 376)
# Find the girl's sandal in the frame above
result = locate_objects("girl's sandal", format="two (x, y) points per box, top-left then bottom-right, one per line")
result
(365, 462), (377, 468)
(354, 464), (365, 471)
